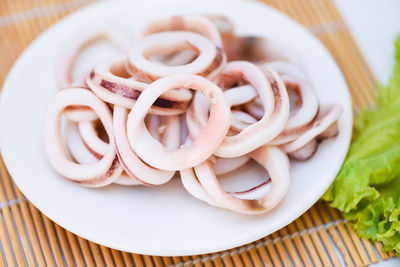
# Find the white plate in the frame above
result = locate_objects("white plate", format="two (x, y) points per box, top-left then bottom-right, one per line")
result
(0, 0), (352, 256)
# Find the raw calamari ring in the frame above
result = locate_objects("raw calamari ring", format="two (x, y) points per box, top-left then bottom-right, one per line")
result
(57, 22), (132, 89)
(214, 155), (250, 175)
(186, 91), (210, 140)
(222, 35), (300, 64)
(66, 122), (140, 185)
(78, 121), (108, 157)
(126, 74), (231, 171)
(287, 122), (339, 161)
(230, 110), (258, 133)
(63, 105), (99, 122)
(224, 85), (257, 106)
(282, 104), (343, 153)
(287, 138), (318, 161)
(186, 85), (257, 138)
(262, 61), (307, 79)
(113, 106), (178, 185)
(181, 146), (290, 214)
(43, 88), (121, 187)
(269, 74), (319, 145)
(140, 15), (222, 47)
(205, 15), (234, 35)
(127, 32), (226, 83)
(87, 58), (192, 115)
(214, 61), (290, 157)
(152, 50), (198, 66)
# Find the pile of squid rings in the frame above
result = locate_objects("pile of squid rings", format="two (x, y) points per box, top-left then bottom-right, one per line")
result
(43, 15), (343, 214)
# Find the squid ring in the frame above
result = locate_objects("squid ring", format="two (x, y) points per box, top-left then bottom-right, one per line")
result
(214, 61), (290, 157)
(66, 122), (140, 186)
(127, 74), (231, 171)
(127, 31), (226, 83)
(140, 15), (223, 47)
(282, 104), (343, 153)
(181, 146), (290, 214)
(87, 58), (192, 115)
(113, 106), (179, 185)
(269, 74), (319, 145)
(57, 23), (132, 89)
(43, 88), (121, 187)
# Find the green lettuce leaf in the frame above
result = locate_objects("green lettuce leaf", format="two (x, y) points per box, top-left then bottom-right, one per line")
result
(323, 36), (400, 254)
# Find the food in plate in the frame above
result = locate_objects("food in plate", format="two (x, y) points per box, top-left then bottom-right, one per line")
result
(43, 15), (342, 214)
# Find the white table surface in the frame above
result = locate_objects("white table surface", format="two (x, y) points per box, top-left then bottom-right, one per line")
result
(333, 0), (400, 265)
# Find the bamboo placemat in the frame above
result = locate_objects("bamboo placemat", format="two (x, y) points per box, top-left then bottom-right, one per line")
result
(0, 0), (395, 266)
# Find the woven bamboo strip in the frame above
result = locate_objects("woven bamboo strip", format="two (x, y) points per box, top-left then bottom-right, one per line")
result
(88, 241), (106, 267)
(5, 0), (35, 49)
(0, 238), (4, 265)
(263, 236), (283, 266)
(12, 193), (46, 266)
(122, 251), (134, 267)
(0, 181), (25, 265)
(272, 1), (367, 108)
(0, 1), (24, 58)
(0, 25), (19, 86)
(310, 1), (373, 106)
(327, 204), (370, 265)
(324, 203), (364, 266)
(41, 215), (65, 265)
(309, 0), (376, 106)
(375, 242), (389, 260)
(65, 230), (85, 266)
(270, 232), (291, 267)
(248, 245), (263, 266)
(100, 245), (115, 265)
(324, 0), (377, 99)
(172, 256), (183, 264)
(211, 253), (224, 267)
(162, 256), (173, 266)
(254, 243), (271, 267)
(316, 203), (355, 267)
(77, 237), (95, 265)
(143, 254), (155, 267)
(154, 256), (165, 267)
(191, 255), (203, 267)
(204, 259), (214, 267)
(110, 248), (124, 266)
(219, 252), (233, 267)
(361, 238), (379, 264)
(53, 223), (75, 266)
(308, 206), (341, 266)
(0, 160), (35, 266)
(181, 255), (192, 267)
(277, 228), (302, 266)
(287, 223), (312, 266)
(345, 223), (371, 265)
(301, 211), (332, 266)
(294, 217), (322, 266)
(229, 249), (244, 267)
(239, 247), (253, 266)
(132, 253), (145, 267)
(202, 255), (213, 267)
(0, 205), (15, 265)
(282, 0), (366, 108)
(1, 1), (27, 51)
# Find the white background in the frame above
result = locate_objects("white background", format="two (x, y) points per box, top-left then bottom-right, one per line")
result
(334, 0), (400, 265)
